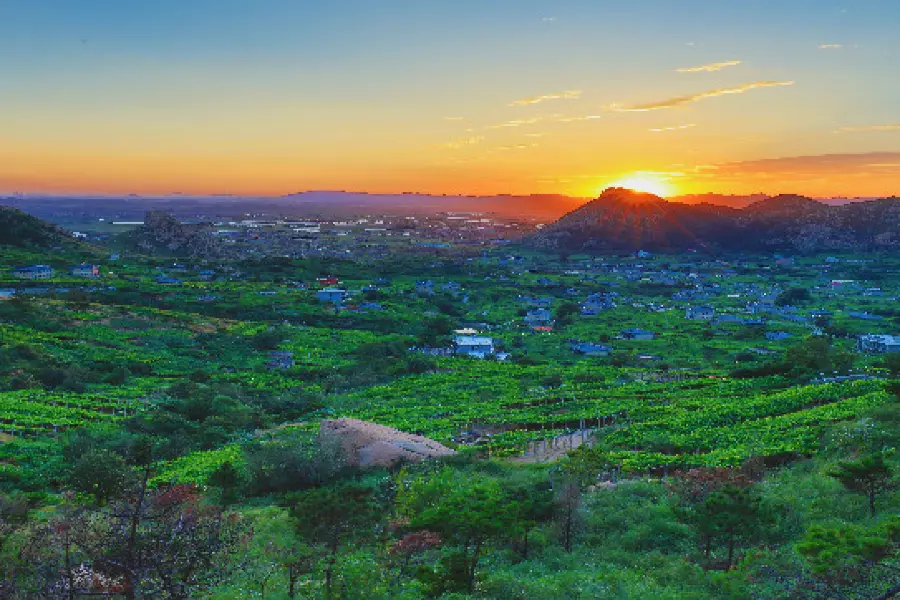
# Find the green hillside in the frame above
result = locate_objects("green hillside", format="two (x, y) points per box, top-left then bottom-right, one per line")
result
(0, 214), (898, 598)
(0, 205), (85, 250)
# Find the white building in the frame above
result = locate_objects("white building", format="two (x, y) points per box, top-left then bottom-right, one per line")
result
(453, 328), (480, 336)
(13, 265), (54, 280)
(858, 334), (900, 353)
(453, 336), (495, 358)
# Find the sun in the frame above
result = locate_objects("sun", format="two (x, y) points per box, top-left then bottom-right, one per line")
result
(605, 174), (676, 197)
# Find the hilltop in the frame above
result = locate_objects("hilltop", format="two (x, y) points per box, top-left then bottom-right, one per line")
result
(0, 205), (86, 250)
(530, 188), (900, 253)
(115, 211), (225, 258)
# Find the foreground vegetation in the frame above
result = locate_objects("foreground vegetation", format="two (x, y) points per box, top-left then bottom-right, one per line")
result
(1, 237), (899, 598)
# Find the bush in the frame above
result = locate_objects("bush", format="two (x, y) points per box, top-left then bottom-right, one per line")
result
(251, 328), (287, 351)
(776, 287), (811, 306)
(244, 431), (350, 496)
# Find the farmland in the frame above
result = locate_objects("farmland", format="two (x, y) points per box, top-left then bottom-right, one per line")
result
(0, 236), (898, 598)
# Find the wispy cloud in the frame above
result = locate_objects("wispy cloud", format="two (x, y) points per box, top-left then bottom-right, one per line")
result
(677, 60), (741, 73)
(487, 115), (559, 129)
(443, 116), (465, 121)
(690, 152), (900, 181)
(509, 90), (581, 107)
(819, 44), (844, 49)
(541, 16), (556, 22)
(497, 143), (539, 151)
(558, 115), (602, 123)
(649, 124), (696, 132)
(488, 118), (539, 129)
(836, 124), (900, 133)
(524, 132), (547, 138)
(613, 81), (795, 112)
(433, 136), (485, 150)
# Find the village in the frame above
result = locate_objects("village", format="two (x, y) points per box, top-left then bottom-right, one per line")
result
(4, 0), (900, 593)
(2, 206), (899, 599)
(4, 245), (898, 379)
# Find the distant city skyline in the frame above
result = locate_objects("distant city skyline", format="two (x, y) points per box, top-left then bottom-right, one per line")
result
(2, 0), (899, 198)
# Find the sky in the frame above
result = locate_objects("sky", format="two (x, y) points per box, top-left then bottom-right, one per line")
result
(1, 0), (899, 198)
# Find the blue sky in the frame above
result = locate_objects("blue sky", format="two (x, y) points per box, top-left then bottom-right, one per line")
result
(1, 0), (899, 196)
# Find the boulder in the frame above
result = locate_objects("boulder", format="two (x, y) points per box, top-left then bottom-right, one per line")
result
(320, 418), (455, 468)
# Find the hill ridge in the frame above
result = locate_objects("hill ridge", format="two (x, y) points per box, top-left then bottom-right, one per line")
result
(530, 188), (900, 253)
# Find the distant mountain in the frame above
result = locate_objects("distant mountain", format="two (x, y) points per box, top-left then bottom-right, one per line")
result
(116, 211), (224, 258)
(0, 205), (85, 250)
(3, 191), (894, 227)
(279, 191), (586, 219)
(529, 188), (900, 253)
(3, 192), (586, 222)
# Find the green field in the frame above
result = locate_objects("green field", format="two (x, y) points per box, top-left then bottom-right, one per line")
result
(1, 244), (898, 598)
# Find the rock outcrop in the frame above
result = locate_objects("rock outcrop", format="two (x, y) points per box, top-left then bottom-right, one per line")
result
(320, 418), (455, 468)
(119, 211), (223, 258)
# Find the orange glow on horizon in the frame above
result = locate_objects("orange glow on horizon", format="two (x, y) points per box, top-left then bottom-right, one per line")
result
(597, 174), (677, 198)
(1, 150), (899, 199)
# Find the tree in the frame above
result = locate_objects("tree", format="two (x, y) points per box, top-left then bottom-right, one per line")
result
(68, 449), (131, 506)
(290, 481), (382, 597)
(883, 352), (900, 377)
(0, 493), (28, 556)
(9, 479), (247, 599)
(398, 469), (516, 593)
(797, 517), (900, 599)
(554, 481), (583, 552)
(828, 452), (896, 517)
(0, 494), (30, 595)
(418, 315), (453, 347)
(87, 479), (250, 599)
(558, 446), (620, 488)
(775, 287), (811, 306)
(677, 485), (770, 570)
(507, 481), (554, 560)
(208, 461), (245, 505)
(554, 302), (580, 328)
(22, 510), (97, 599)
(239, 509), (315, 600)
(388, 530), (443, 587)
(784, 336), (855, 377)
(667, 467), (753, 506)
(244, 430), (348, 496)
(251, 327), (287, 351)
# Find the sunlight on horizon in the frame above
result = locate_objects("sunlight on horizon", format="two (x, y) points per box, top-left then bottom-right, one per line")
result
(600, 174), (677, 198)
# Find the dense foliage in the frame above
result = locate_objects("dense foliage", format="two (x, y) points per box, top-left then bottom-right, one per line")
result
(0, 221), (898, 598)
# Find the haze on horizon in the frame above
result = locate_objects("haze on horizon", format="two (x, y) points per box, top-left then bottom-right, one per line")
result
(1, 0), (899, 199)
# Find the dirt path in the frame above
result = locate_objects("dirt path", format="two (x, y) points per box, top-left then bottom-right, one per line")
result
(510, 429), (594, 464)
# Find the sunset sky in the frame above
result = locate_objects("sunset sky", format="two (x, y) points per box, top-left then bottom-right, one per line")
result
(2, 0), (899, 198)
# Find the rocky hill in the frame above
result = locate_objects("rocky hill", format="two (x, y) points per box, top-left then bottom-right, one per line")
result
(0, 205), (85, 250)
(529, 188), (900, 253)
(117, 211), (224, 258)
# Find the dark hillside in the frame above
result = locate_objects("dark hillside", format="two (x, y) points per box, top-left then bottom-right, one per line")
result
(0, 205), (85, 250)
(530, 188), (900, 253)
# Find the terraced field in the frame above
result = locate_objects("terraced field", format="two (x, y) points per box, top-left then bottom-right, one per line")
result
(337, 365), (891, 469)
